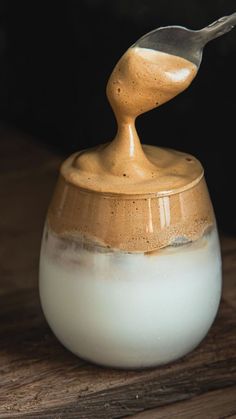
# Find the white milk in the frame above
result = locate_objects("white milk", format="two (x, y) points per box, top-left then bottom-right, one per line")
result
(39, 228), (222, 369)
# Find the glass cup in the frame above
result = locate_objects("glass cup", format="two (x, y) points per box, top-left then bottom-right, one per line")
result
(39, 159), (222, 369)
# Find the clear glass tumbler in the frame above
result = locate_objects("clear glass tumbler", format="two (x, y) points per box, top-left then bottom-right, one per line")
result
(39, 160), (222, 369)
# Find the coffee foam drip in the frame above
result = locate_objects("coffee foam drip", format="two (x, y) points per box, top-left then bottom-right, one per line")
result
(72, 47), (199, 194)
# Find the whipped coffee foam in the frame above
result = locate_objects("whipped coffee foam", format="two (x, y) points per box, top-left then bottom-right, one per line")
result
(48, 176), (214, 252)
(47, 46), (211, 252)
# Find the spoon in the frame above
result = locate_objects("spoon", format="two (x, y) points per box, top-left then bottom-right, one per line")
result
(134, 12), (236, 67)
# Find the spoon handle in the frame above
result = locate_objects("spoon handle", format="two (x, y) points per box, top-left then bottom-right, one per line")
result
(199, 12), (236, 43)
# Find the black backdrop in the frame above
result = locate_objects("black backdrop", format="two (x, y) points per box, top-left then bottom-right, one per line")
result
(0, 1), (236, 233)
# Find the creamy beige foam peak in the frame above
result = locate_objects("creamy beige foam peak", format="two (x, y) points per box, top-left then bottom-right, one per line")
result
(66, 47), (198, 194)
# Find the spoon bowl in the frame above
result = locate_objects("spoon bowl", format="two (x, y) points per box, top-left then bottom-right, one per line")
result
(135, 12), (236, 68)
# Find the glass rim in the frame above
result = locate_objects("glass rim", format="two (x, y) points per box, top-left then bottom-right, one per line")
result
(62, 170), (205, 200)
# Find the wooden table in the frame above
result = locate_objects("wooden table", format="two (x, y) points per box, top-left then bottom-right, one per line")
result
(0, 124), (236, 418)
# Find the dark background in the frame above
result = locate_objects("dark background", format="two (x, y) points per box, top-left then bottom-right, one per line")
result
(0, 0), (236, 233)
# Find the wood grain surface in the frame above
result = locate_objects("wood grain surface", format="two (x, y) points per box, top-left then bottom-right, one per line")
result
(0, 124), (236, 418)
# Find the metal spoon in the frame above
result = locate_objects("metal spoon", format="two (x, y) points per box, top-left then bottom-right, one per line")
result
(134, 12), (236, 67)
